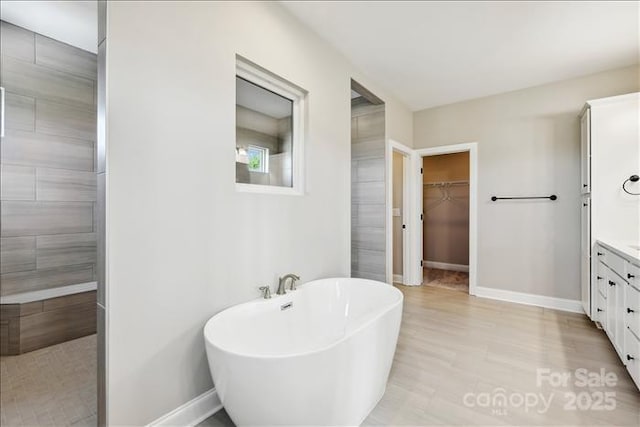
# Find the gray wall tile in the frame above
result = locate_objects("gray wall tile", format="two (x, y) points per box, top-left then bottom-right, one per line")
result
(5, 92), (35, 131)
(355, 111), (385, 139)
(36, 168), (97, 201)
(98, 1), (107, 46)
(351, 248), (385, 275)
(354, 158), (385, 182)
(1, 165), (35, 200)
(0, 264), (94, 295)
(352, 227), (385, 251)
(1, 201), (93, 237)
(97, 42), (106, 173)
(1, 130), (94, 171)
(36, 99), (96, 140)
(0, 21), (34, 62)
(351, 203), (385, 228)
(1, 56), (94, 108)
(35, 35), (97, 80)
(0, 237), (36, 274)
(352, 139), (385, 160)
(352, 181), (385, 204)
(36, 233), (97, 269)
(96, 173), (105, 306)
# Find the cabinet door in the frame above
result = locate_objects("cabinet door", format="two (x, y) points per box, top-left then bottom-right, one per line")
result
(606, 272), (625, 358)
(606, 271), (618, 351)
(580, 109), (591, 194)
(581, 198), (591, 316)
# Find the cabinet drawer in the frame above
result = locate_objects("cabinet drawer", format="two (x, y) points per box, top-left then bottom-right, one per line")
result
(606, 250), (626, 280)
(624, 328), (640, 389)
(594, 245), (608, 265)
(596, 261), (608, 298)
(626, 284), (640, 337)
(627, 262), (640, 289)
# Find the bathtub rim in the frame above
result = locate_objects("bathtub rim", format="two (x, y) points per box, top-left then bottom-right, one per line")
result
(204, 277), (403, 360)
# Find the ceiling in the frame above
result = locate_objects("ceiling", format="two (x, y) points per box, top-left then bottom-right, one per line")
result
(0, 1), (97, 53)
(282, 1), (640, 111)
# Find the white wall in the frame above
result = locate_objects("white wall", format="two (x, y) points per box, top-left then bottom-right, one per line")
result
(414, 65), (640, 300)
(104, 1), (412, 424)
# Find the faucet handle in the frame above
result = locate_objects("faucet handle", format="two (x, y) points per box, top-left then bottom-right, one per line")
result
(258, 286), (271, 299)
(289, 275), (301, 291)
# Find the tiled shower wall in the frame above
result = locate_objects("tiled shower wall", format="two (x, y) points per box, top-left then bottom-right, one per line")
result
(0, 21), (97, 296)
(351, 103), (386, 282)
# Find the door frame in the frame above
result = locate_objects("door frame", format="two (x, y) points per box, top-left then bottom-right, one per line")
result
(416, 142), (478, 295)
(386, 139), (420, 286)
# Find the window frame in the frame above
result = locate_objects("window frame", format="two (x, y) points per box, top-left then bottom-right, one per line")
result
(235, 55), (306, 196)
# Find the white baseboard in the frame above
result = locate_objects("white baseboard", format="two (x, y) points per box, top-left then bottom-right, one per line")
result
(474, 286), (584, 314)
(424, 260), (469, 273)
(146, 388), (223, 427)
(393, 274), (403, 283)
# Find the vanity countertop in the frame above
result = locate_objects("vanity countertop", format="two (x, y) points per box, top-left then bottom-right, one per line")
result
(597, 239), (640, 265)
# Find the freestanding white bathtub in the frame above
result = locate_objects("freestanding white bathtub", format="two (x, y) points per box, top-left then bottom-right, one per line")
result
(203, 277), (403, 426)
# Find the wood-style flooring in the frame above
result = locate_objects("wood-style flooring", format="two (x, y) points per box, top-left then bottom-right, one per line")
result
(199, 285), (640, 426)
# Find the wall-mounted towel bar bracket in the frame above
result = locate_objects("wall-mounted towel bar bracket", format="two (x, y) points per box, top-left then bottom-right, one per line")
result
(491, 195), (557, 201)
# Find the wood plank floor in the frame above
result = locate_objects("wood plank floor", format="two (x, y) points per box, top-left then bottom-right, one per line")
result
(199, 285), (640, 426)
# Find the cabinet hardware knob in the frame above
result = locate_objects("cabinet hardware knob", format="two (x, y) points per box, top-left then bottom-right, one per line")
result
(608, 280), (616, 286)
(597, 276), (603, 280)
(597, 308), (603, 312)
(627, 354), (635, 361)
(583, 203), (588, 206)
(628, 308), (635, 314)
(583, 184), (588, 187)
(597, 252), (604, 256)
(629, 273), (636, 279)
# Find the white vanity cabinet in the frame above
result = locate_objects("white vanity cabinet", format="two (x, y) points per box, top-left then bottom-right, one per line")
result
(580, 93), (639, 318)
(595, 242), (640, 389)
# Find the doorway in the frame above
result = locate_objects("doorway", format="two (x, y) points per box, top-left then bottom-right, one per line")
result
(422, 152), (470, 292)
(391, 150), (411, 284)
(416, 143), (478, 295)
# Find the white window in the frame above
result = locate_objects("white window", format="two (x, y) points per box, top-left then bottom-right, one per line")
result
(235, 55), (306, 195)
(247, 145), (269, 173)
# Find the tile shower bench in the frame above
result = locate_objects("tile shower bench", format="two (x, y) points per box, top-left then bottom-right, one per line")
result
(0, 282), (97, 355)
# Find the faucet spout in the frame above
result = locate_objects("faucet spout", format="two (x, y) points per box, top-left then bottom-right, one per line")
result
(277, 273), (300, 295)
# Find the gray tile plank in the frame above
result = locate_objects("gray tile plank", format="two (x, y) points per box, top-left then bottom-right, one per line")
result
(4, 92), (35, 131)
(35, 34), (97, 80)
(196, 410), (235, 427)
(1, 56), (94, 108)
(98, 1), (107, 45)
(1, 130), (94, 171)
(352, 181), (385, 204)
(96, 174), (105, 306)
(0, 264), (94, 295)
(352, 139), (384, 160)
(0, 21), (34, 62)
(352, 226), (386, 251)
(36, 100), (96, 140)
(1, 165), (35, 201)
(355, 110), (385, 139)
(97, 42), (106, 174)
(355, 158), (385, 182)
(36, 168), (97, 201)
(1, 201), (93, 237)
(36, 233), (97, 269)
(352, 203), (385, 228)
(351, 248), (386, 275)
(0, 237), (36, 274)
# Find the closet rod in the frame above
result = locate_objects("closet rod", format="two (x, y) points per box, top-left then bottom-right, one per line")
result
(424, 180), (469, 186)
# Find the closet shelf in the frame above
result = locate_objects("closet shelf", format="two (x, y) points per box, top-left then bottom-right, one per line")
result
(424, 180), (469, 187)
